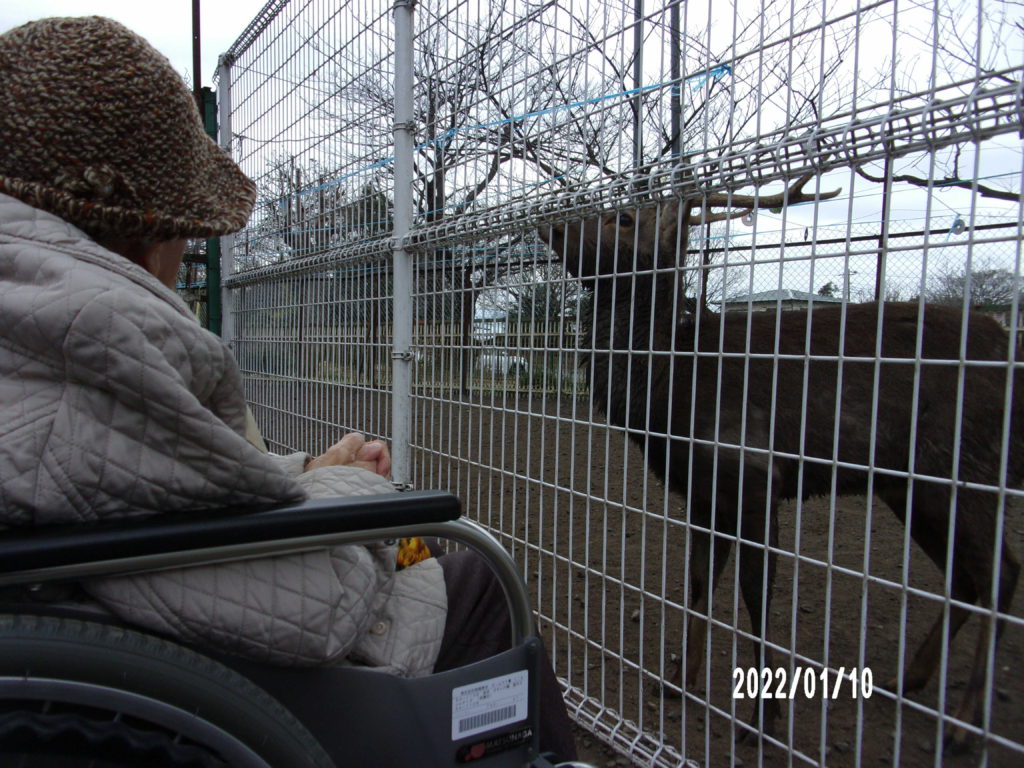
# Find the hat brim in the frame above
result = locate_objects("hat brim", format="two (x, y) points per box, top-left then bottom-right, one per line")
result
(0, 134), (255, 241)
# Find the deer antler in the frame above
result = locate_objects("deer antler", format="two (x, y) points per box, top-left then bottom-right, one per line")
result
(687, 173), (841, 225)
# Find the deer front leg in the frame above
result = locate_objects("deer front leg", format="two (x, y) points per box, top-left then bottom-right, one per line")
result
(735, 503), (780, 743)
(890, 600), (972, 694)
(661, 525), (732, 697)
(672, 525), (735, 692)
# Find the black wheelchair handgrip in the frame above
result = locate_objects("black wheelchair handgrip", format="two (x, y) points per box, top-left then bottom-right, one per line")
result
(0, 491), (461, 575)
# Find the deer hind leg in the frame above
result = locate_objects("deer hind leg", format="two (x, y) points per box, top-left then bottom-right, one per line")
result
(947, 524), (1020, 753)
(736, 498), (780, 742)
(901, 589), (975, 694)
(875, 483), (973, 693)
(880, 484), (1021, 752)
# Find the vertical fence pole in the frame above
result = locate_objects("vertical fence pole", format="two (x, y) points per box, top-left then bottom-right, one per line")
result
(669, 1), (681, 160)
(201, 87), (222, 335)
(216, 55), (236, 345)
(632, 0), (643, 172)
(391, 0), (416, 488)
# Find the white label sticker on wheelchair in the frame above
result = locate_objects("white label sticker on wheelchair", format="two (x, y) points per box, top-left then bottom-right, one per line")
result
(451, 669), (528, 740)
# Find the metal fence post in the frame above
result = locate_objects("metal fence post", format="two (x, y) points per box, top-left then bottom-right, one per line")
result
(390, 0), (416, 488)
(216, 54), (236, 346)
(200, 86), (222, 335)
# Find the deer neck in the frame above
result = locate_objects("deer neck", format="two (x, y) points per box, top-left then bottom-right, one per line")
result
(586, 268), (679, 354)
(584, 270), (663, 415)
(579, 266), (687, 450)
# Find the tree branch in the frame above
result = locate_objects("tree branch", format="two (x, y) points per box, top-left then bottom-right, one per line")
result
(854, 165), (1021, 203)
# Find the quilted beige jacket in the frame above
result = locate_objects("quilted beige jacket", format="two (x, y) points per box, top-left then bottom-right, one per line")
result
(0, 193), (446, 675)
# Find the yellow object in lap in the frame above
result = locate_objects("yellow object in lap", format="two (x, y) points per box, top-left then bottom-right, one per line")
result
(397, 537), (431, 568)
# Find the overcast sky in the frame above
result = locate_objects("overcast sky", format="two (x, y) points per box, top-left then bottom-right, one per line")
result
(0, 1), (271, 86)
(3, 1), (1019, 297)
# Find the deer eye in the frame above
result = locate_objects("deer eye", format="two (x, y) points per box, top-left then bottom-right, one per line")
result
(617, 213), (634, 228)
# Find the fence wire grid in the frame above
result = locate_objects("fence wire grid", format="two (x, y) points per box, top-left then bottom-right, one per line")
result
(215, 1), (1024, 766)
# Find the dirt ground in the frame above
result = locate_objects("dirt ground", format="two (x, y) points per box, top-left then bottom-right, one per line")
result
(256, 382), (1024, 767)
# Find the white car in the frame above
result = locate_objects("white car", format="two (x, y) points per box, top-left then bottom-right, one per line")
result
(474, 350), (530, 378)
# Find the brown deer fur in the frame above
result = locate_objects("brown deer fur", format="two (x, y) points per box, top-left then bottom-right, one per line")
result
(539, 184), (1021, 749)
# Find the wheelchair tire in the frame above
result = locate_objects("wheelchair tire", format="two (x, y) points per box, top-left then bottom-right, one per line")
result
(0, 613), (335, 768)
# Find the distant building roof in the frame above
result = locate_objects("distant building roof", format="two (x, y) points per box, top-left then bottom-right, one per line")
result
(720, 289), (844, 306)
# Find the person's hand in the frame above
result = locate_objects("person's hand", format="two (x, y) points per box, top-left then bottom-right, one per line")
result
(304, 433), (392, 478)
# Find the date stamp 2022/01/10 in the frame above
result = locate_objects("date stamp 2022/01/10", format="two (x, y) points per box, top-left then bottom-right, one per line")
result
(733, 667), (874, 700)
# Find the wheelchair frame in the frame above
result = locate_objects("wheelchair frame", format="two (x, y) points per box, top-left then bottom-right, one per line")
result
(0, 491), (573, 767)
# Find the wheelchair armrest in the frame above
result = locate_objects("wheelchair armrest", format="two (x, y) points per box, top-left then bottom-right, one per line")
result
(0, 491), (459, 577)
(0, 490), (536, 661)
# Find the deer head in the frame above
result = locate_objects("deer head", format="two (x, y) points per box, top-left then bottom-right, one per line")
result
(539, 173), (841, 280)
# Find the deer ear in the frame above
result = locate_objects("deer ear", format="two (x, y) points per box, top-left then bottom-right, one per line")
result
(660, 203), (678, 231)
(658, 203), (682, 255)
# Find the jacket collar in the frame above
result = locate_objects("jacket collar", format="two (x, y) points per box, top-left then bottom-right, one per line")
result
(0, 192), (196, 322)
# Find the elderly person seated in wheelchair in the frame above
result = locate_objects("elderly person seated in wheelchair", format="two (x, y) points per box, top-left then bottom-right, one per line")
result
(0, 15), (576, 764)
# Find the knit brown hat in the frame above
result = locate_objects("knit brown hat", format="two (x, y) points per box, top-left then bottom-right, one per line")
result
(0, 16), (255, 240)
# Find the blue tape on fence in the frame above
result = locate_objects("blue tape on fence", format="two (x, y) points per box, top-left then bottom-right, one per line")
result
(419, 64), (734, 152)
(688, 64), (732, 91)
(259, 64), (734, 206)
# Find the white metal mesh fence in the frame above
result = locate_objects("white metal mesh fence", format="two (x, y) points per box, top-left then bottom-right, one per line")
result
(217, 1), (1024, 765)
(218, 0), (398, 462)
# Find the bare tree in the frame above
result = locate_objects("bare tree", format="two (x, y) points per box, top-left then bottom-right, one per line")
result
(477, 264), (589, 329)
(927, 261), (1023, 308)
(852, 0), (1023, 203)
(240, 155), (392, 270)
(851, 281), (917, 303)
(247, 1), (936, 341)
(302, 0), (867, 221)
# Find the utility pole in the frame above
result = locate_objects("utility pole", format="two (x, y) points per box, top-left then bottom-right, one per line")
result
(842, 269), (859, 302)
(632, 0), (643, 173)
(669, 1), (681, 159)
(190, 0), (222, 334)
(192, 0), (202, 105)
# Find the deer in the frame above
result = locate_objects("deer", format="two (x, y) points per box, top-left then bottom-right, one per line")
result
(538, 174), (1021, 751)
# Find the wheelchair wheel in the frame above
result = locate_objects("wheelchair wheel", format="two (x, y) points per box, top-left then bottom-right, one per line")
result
(0, 614), (335, 768)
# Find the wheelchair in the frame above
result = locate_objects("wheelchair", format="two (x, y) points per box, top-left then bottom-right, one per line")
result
(0, 491), (587, 767)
